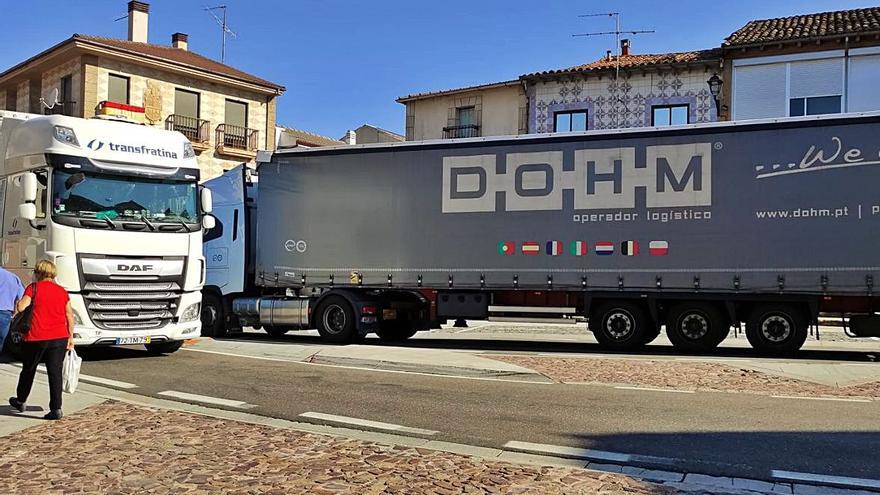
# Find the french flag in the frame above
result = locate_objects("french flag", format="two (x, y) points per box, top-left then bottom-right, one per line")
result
(595, 241), (614, 256)
(546, 240), (563, 256)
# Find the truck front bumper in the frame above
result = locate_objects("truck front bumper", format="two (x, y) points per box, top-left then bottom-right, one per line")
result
(70, 291), (203, 346)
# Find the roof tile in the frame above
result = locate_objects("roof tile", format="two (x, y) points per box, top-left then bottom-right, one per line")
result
(724, 7), (880, 46)
(523, 49), (720, 77)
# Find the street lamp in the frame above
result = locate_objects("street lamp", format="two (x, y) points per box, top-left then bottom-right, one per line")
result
(707, 73), (723, 115)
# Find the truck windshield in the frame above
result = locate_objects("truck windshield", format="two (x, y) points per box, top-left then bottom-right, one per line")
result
(52, 170), (198, 224)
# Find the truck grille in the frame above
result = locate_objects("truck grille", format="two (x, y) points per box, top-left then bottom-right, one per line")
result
(82, 282), (181, 331)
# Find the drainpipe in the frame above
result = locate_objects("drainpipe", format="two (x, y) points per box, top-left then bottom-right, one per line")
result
(843, 35), (850, 113)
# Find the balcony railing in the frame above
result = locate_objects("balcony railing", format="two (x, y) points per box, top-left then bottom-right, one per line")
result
(443, 124), (480, 139)
(44, 102), (75, 116)
(165, 114), (210, 146)
(215, 123), (259, 153)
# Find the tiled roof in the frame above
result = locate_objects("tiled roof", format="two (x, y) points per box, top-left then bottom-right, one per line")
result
(524, 49), (721, 78)
(397, 80), (521, 103)
(725, 7), (880, 47)
(278, 126), (344, 147)
(73, 35), (284, 91)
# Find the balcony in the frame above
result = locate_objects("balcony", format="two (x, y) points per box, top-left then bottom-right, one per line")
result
(43, 102), (76, 116)
(165, 114), (210, 152)
(443, 124), (480, 139)
(215, 123), (259, 159)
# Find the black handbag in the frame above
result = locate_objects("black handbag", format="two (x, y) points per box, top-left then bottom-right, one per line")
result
(9, 283), (37, 344)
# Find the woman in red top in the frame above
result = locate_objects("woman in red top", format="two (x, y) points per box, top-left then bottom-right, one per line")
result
(8, 259), (74, 420)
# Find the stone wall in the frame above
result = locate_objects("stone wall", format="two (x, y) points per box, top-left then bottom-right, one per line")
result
(91, 57), (272, 179)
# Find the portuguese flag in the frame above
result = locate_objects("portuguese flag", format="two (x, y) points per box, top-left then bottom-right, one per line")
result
(498, 241), (515, 255)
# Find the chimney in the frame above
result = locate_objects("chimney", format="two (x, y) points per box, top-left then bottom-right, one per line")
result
(172, 32), (188, 50)
(621, 38), (631, 57)
(341, 130), (356, 145)
(605, 50), (612, 61)
(127, 1), (149, 43)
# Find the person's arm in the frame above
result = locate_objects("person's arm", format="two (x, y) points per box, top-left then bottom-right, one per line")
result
(66, 301), (75, 350)
(14, 294), (31, 315)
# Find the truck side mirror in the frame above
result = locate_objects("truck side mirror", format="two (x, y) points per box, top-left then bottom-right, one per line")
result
(202, 214), (216, 231)
(18, 203), (36, 221)
(200, 187), (213, 214)
(21, 172), (38, 202)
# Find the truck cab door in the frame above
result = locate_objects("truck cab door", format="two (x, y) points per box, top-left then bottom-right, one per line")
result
(204, 165), (248, 295)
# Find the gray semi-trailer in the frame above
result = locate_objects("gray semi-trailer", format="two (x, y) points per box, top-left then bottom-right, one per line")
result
(202, 113), (880, 354)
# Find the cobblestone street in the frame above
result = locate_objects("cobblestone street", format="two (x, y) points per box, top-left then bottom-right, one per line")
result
(490, 356), (880, 398)
(0, 401), (682, 495)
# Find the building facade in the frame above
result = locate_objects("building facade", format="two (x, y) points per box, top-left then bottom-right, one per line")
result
(0, 1), (284, 179)
(339, 124), (404, 145)
(723, 7), (880, 120)
(399, 6), (880, 140)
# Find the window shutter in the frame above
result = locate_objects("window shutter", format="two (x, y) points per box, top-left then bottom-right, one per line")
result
(733, 64), (786, 120)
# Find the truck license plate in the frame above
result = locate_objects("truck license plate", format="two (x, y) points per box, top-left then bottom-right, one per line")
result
(115, 336), (151, 345)
(382, 309), (397, 320)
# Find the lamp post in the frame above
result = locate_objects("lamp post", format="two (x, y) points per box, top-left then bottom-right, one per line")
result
(707, 73), (723, 118)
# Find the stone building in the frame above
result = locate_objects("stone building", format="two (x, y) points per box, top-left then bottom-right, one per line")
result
(0, 1), (285, 179)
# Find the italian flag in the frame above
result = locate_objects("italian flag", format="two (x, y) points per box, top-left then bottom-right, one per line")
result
(570, 240), (588, 256)
(521, 242), (541, 255)
(498, 241), (515, 256)
(545, 240), (563, 256)
(649, 240), (669, 256)
(621, 240), (639, 256)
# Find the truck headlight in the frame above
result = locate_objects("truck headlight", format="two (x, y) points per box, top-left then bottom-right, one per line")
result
(180, 303), (201, 322)
(53, 125), (80, 147)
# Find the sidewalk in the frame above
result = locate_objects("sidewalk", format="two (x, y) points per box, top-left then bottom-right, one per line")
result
(0, 367), (686, 495)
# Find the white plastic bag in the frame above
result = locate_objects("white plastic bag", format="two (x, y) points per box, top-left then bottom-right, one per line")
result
(62, 348), (82, 394)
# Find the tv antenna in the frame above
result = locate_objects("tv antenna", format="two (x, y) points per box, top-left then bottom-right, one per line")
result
(204, 5), (238, 62)
(573, 13), (654, 128)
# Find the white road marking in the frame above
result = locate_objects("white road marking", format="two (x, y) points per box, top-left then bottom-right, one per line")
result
(771, 469), (880, 490)
(78, 374), (138, 389)
(503, 441), (631, 463)
(299, 412), (438, 436)
(615, 386), (695, 394)
(182, 347), (552, 385)
(157, 390), (255, 409)
(770, 395), (872, 403)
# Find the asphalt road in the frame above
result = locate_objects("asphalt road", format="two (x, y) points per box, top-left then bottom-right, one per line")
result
(76, 342), (880, 482)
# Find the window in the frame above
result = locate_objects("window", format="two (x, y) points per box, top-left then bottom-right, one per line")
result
(175, 89), (200, 118)
(60, 75), (74, 116)
(553, 110), (588, 132)
(789, 96), (842, 117)
(107, 74), (129, 104)
(456, 106), (475, 127)
(652, 105), (689, 126)
(225, 99), (247, 127)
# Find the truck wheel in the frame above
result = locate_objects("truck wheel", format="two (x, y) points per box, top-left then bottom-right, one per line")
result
(315, 296), (357, 344)
(745, 304), (808, 355)
(666, 303), (729, 353)
(145, 341), (183, 355)
(375, 322), (418, 342)
(591, 302), (649, 351)
(201, 292), (227, 338)
(264, 326), (290, 338)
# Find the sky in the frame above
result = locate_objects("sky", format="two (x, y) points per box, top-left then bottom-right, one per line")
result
(0, 0), (875, 139)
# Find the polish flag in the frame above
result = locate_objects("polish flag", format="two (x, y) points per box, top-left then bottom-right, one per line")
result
(649, 240), (669, 256)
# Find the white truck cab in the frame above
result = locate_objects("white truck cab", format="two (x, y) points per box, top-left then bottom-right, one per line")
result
(0, 109), (213, 353)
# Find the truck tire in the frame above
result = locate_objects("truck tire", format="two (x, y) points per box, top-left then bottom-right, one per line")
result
(375, 322), (418, 343)
(591, 302), (649, 351)
(315, 295), (358, 344)
(666, 303), (729, 353)
(145, 341), (183, 355)
(264, 326), (290, 338)
(200, 292), (227, 338)
(745, 304), (808, 355)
